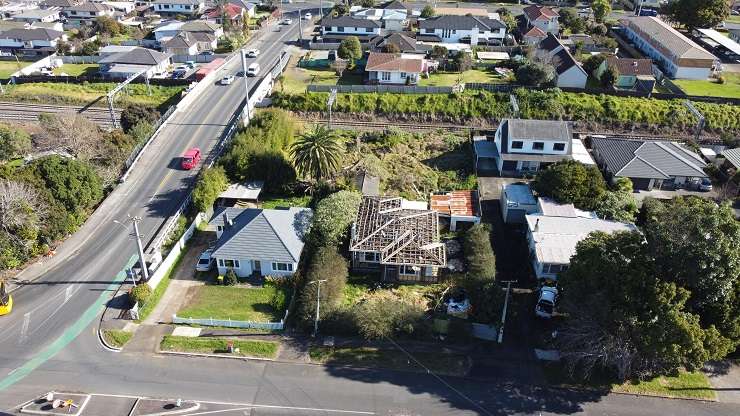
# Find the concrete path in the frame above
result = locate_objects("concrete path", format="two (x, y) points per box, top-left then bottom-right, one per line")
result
(123, 324), (172, 354)
(706, 360), (740, 403)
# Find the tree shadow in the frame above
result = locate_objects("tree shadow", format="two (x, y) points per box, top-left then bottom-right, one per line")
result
(143, 175), (196, 220)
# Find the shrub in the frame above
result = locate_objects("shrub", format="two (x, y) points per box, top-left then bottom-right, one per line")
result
(120, 104), (160, 133)
(27, 156), (103, 215)
(0, 123), (32, 161)
(309, 190), (362, 248)
(354, 293), (426, 340)
(299, 246), (348, 326)
(130, 284), (152, 306)
(463, 224), (496, 282)
(224, 269), (238, 285)
(192, 166), (229, 213)
(515, 61), (556, 87)
(532, 160), (607, 211)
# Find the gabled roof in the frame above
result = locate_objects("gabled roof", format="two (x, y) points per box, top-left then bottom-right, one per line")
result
(523, 5), (558, 22)
(523, 26), (547, 38)
(205, 3), (243, 19)
(551, 48), (583, 75)
(181, 20), (221, 32)
(12, 9), (59, 20)
(163, 32), (197, 48)
(154, 0), (202, 5)
(321, 15), (382, 28)
(383, 0), (408, 10)
(591, 137), (707, 179)
(375, 32), (428, 53)
(418, 15), (505, 31)
(211, 207), (312, 263)
(66, 2), (113, 12)
(620, 16), (716, 61)
(504, 119), (572, 142)
(721, 148), (740, 169)
(0, 28), (63, 41)
(606, 57), (653, 76)
(41, 0), (80, 8)
(365, 52), (424, 72)
(99, 47), (170, 65)
(538, 33), (562, 53)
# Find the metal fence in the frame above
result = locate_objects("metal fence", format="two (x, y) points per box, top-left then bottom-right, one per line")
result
(307, 84), (455, 94)
(172, 307), (289, 330)
(122, 105), (176, 171)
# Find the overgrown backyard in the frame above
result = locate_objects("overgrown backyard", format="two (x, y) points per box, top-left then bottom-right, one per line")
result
(1, 82), (184, 108)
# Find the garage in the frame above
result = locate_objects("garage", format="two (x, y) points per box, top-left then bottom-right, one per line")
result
(630, 177), (653, 190)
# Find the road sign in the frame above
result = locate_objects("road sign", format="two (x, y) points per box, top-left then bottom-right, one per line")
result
(327, 89), (337, 107)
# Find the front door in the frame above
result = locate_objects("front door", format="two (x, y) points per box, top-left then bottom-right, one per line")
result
(252, 260), (261, 275)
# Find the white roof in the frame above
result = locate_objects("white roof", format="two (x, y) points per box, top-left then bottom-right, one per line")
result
(571, 138), (595, 165)
(218, 181), (264, 200)
(503, 183), (537, 207)
(697, 28), (740, 56)
(154, 21), (184, 32)
(477, 51), (509, 60)
(99, 45), (138, 55)
(526, 213), (637, 264)
(699, 147), (716, 157)
(105, 63), (152, 74)
(538, 198), (595, 218)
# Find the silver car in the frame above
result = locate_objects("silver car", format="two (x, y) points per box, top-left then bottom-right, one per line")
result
(196, 249), (214, 272)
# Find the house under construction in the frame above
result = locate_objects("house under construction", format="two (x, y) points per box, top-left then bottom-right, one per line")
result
(349, 196), (447, 283)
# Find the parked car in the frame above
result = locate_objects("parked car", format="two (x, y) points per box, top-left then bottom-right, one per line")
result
(246, 62), (260, 77)
(303, 12), (312, 20)
(181, 147), (201, 170)
(246, 48), (260, 58)
(535, 286), (558, 319)
(698, 178), (713, 192)
(220, 74), (235, 85)
(196, 249), (214, 272)
(281, 18), (293, 25)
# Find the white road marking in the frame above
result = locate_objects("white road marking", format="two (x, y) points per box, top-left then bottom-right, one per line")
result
(64, 285), (74, 304)
(19, 312), (30, 344)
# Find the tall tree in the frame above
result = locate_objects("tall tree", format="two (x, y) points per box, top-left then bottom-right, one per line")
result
(515, 61), (556, 86)
(591, 0), (611, 23)
(558, 231), (733, 381)
(310, 190), (362, 248)
(532, 160), (607, 211)
(298, 246), (348, 326)
(192, 166), (229, 213)
(337, 36), (362, 65)
(665, 0), (729, 30)
(463, 224), (496, 282)
(420, 5), (435, 18)
(290, 126), (344, 182)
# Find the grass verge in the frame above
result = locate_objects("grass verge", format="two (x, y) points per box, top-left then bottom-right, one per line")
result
(2, 82), (184, 108)
(160, 335), (279, 359)
(419, 69), (508, 86)
(260, 194), (311, 209)
(309, 346), (470, 377)
(102, 329), (133, 348)
(136, 245), (187, 323)
(177, 285), (286, 322)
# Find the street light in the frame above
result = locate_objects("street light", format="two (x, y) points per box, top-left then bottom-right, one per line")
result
(240, 49), (251, 123)
(114, 215), (149, 281)
(307, 279), (328, 337)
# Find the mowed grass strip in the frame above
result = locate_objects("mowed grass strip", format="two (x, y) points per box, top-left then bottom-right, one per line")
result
(0, 61), (32, 79)
(673, 73), (740, 99)
(177, 285), (284, 322)
(612, 370), (716, 400)
(309, 347), (470, 377)
(3, 82), (184, 107)
(102, 329), (133, 348)
(52, 64), (99, 76)
(160, 335), (279, 359)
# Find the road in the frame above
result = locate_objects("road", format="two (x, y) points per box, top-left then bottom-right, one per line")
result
(1, 10), (739, 416)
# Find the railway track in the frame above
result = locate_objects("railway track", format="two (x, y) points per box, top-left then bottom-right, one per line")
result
(0, 101), (120, 127)
(297, 117), (718, 144)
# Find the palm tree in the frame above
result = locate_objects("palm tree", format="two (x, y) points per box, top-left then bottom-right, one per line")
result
(290, 126), (344, 182)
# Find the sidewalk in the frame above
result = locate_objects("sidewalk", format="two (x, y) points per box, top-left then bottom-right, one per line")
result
(705, 360), (740, 403)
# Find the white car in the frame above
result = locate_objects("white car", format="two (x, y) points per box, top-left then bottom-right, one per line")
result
(246, 62), (260, 77)
(196, 249), (214, 272)
(246, 48), (260, 58)
(220, 74), (235, 85)
(535, 286), (558, 319)
(303, 12), (312, 20)
(281, 18), (293, 25)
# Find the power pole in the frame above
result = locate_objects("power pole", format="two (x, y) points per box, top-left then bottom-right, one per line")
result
(298, 8), (303, 42)
(498, 280), (516, 344)
(327, 88), (337, 128)
(241, 50), (251, 124)
(308, 279), (328, 337)
(115, 216), (149, 281)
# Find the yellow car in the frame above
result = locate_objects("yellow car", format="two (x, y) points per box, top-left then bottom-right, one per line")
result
(0, 282), (11, 316)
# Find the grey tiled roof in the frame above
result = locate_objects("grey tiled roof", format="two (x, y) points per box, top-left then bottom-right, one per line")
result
(621, 16), (716, 61)
(592, 137), (707, 179)
(550, 48), (581, 75)
(321, 15), (382, 29)
(0, 28), (62, 41)
(98, 47), (170, 65)
(211, 207), (312, 263)
(721, 148), (740, 169)
(419, 15), (505, 31)
(505, 119), (572, 142)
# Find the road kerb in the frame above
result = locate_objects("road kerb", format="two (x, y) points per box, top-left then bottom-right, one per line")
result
(157, 349), (275, 362)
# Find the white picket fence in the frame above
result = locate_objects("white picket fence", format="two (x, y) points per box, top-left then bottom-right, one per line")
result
(172, 307), (289, 330)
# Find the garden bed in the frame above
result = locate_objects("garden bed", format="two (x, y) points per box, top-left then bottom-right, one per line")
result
(309, 346), (470, 376)
(102, 329), (133, 348)
(177, 285), (287, 322)
(160, 335), (279, 359)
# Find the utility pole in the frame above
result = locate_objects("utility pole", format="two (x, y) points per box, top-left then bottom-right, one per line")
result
(298, 8), (303, 42)
(498, 280), (516, 344)
(327, 88), (337, 128)
(241, 50), (251, 124)
(115, 216), (149, 281)
(308, 279), (327, 337)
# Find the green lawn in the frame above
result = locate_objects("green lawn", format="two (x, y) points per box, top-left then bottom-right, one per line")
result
(160, 335), (279, 359)
(672, 73), (740, 99)
(102, 329), (133, 348)
(612, 371), (715, 400)
(177, 285), (286, 322)
(53, 64), (99, 76)
(309, 347), (470, 376)
(2, 82), (184, 108)
(419, 69), (508, 87)
(281, 66), (363, 94)
(0, 61), (32, 79)
(260, 194), (311, 209)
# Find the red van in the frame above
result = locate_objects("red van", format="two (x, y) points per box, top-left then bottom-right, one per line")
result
(181, 148), (201, 170)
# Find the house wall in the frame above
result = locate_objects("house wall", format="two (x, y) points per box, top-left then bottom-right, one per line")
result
(0, 38), (57, 49)
(215, 258), (298, 278)
(622, 25), (713, 80)
(368, 69), (419, 84)
(527, 17), (559, 34)
(556, 65), (587, 88)
(420, 27), (505, 44)
(495, 125), (569, 156)
(322, 26), (380, 35)
(166, 43), (198, 55)
(382, 18), (406, 32)
(154, 2), (204, 15)
(14, 13), (60, 23)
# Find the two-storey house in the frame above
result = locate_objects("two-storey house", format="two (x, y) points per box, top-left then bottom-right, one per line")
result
(350, 6), (409, 32)
(11, 10), (61, 24)
(63, 2), (116, 27)
(536, 33), (588, 88)
(319, 15), (381, 43)
(523, 5), (559, 35)
(417, 15), (506, 45)
(153, 0), (205, 17)
(0, 28), (66, 58)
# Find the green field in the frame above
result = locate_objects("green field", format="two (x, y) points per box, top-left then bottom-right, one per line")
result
(177, 285), (286, 322)
(673, 73), (740, 99)
(309, 347), (470, 376)
(52, 64), (100, 76)
(3, 82), (184, 108)
(0, 61), (32, 79)
(281, 66), (363, 94)
(161, 335), (279, 358)
(419, 69), (508, 86)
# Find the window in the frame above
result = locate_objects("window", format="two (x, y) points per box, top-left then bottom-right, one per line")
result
(553, 142), (565, 151)
(511, 140), (523, 149)
(271, 262), (294, 272)
(163, 4), (170, 9)
(532, 141), (545, 150)
(381, 71), (391, 81)
(217, 225), (223, 232)
(363, 252), (380, 263)
(218, 258), (224, 267)
(365, 27), (372, 32)
(399, 265), (418, 276)
(400, 72), (407, 78)
(337, 26), (344, 32)
(544, 264), (565, 274)
(224, 259), (240, 268)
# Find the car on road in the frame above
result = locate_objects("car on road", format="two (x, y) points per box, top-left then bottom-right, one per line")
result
(698, 178), (713, 192)
(181, 147), (201, 170)
(220, 74), (235, 85)
(246, 62), (260, 77)
(303, 12), (312, 20)
(196, 249), (214, 272)
(535, 286), (558, 319)
(245, 48), (260, 58)
(0, 281), (12, 316)
(281, 18), (293, 25)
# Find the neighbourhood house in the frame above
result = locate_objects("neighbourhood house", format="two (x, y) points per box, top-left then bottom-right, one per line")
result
(694, 28), (740, 62)
(320, 15), (381, 42)
(11, 9), (61, 24)
(228, 1), (257, 18)
(371, 32), (429, 54)
(522, 26), (547, 45)
(0, 28), (65, 57)
(63, 2), (115, 26)
(153, 0), (205, 16)
(418, 15), (506, 45)
(208, 207), (312, 278)
(40, 0), (82, 9)
(523, 5), (559, 35)
(536, 33), (587, 88)
(365, 51), (425, 84)
(429, 190), (481, 232)
(162, 31), (199, 55)
(526, 198), (638, 281)
(102, 1), (137, 15)
(350, 7), (409, 32)
(154, 20), (222, 43)
(98, 46), (171, 78)
(730, 29), (740, 44)
(474, 119), (574, 175)
(203, 3), (245, 25)
(719, 148), (740, 172)
(597, 56), (655, 91)
(500, 183), (539, 224)
(382, 0), (409, 11)
(350, 196), (446, 283)
(619, 16), (716, 79)
(590, 137), (708, 190)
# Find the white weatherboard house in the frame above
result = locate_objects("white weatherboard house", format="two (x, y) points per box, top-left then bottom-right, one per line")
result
(500, 183), (539, 224)
(208, 207), (312, 278)
(526, 199), (637, 281)
(417, 15), (506, 45)
(536, 34), (587, 89)
(153, 0), (205, 16)
(365, 51), (425, 85)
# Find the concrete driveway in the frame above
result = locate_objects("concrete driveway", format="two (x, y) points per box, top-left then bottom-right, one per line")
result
(478, 177), (531, 201)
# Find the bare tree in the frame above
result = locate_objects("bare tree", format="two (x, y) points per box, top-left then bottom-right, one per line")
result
(36, 112), (103, 161)
(0, 180), (46, 239)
